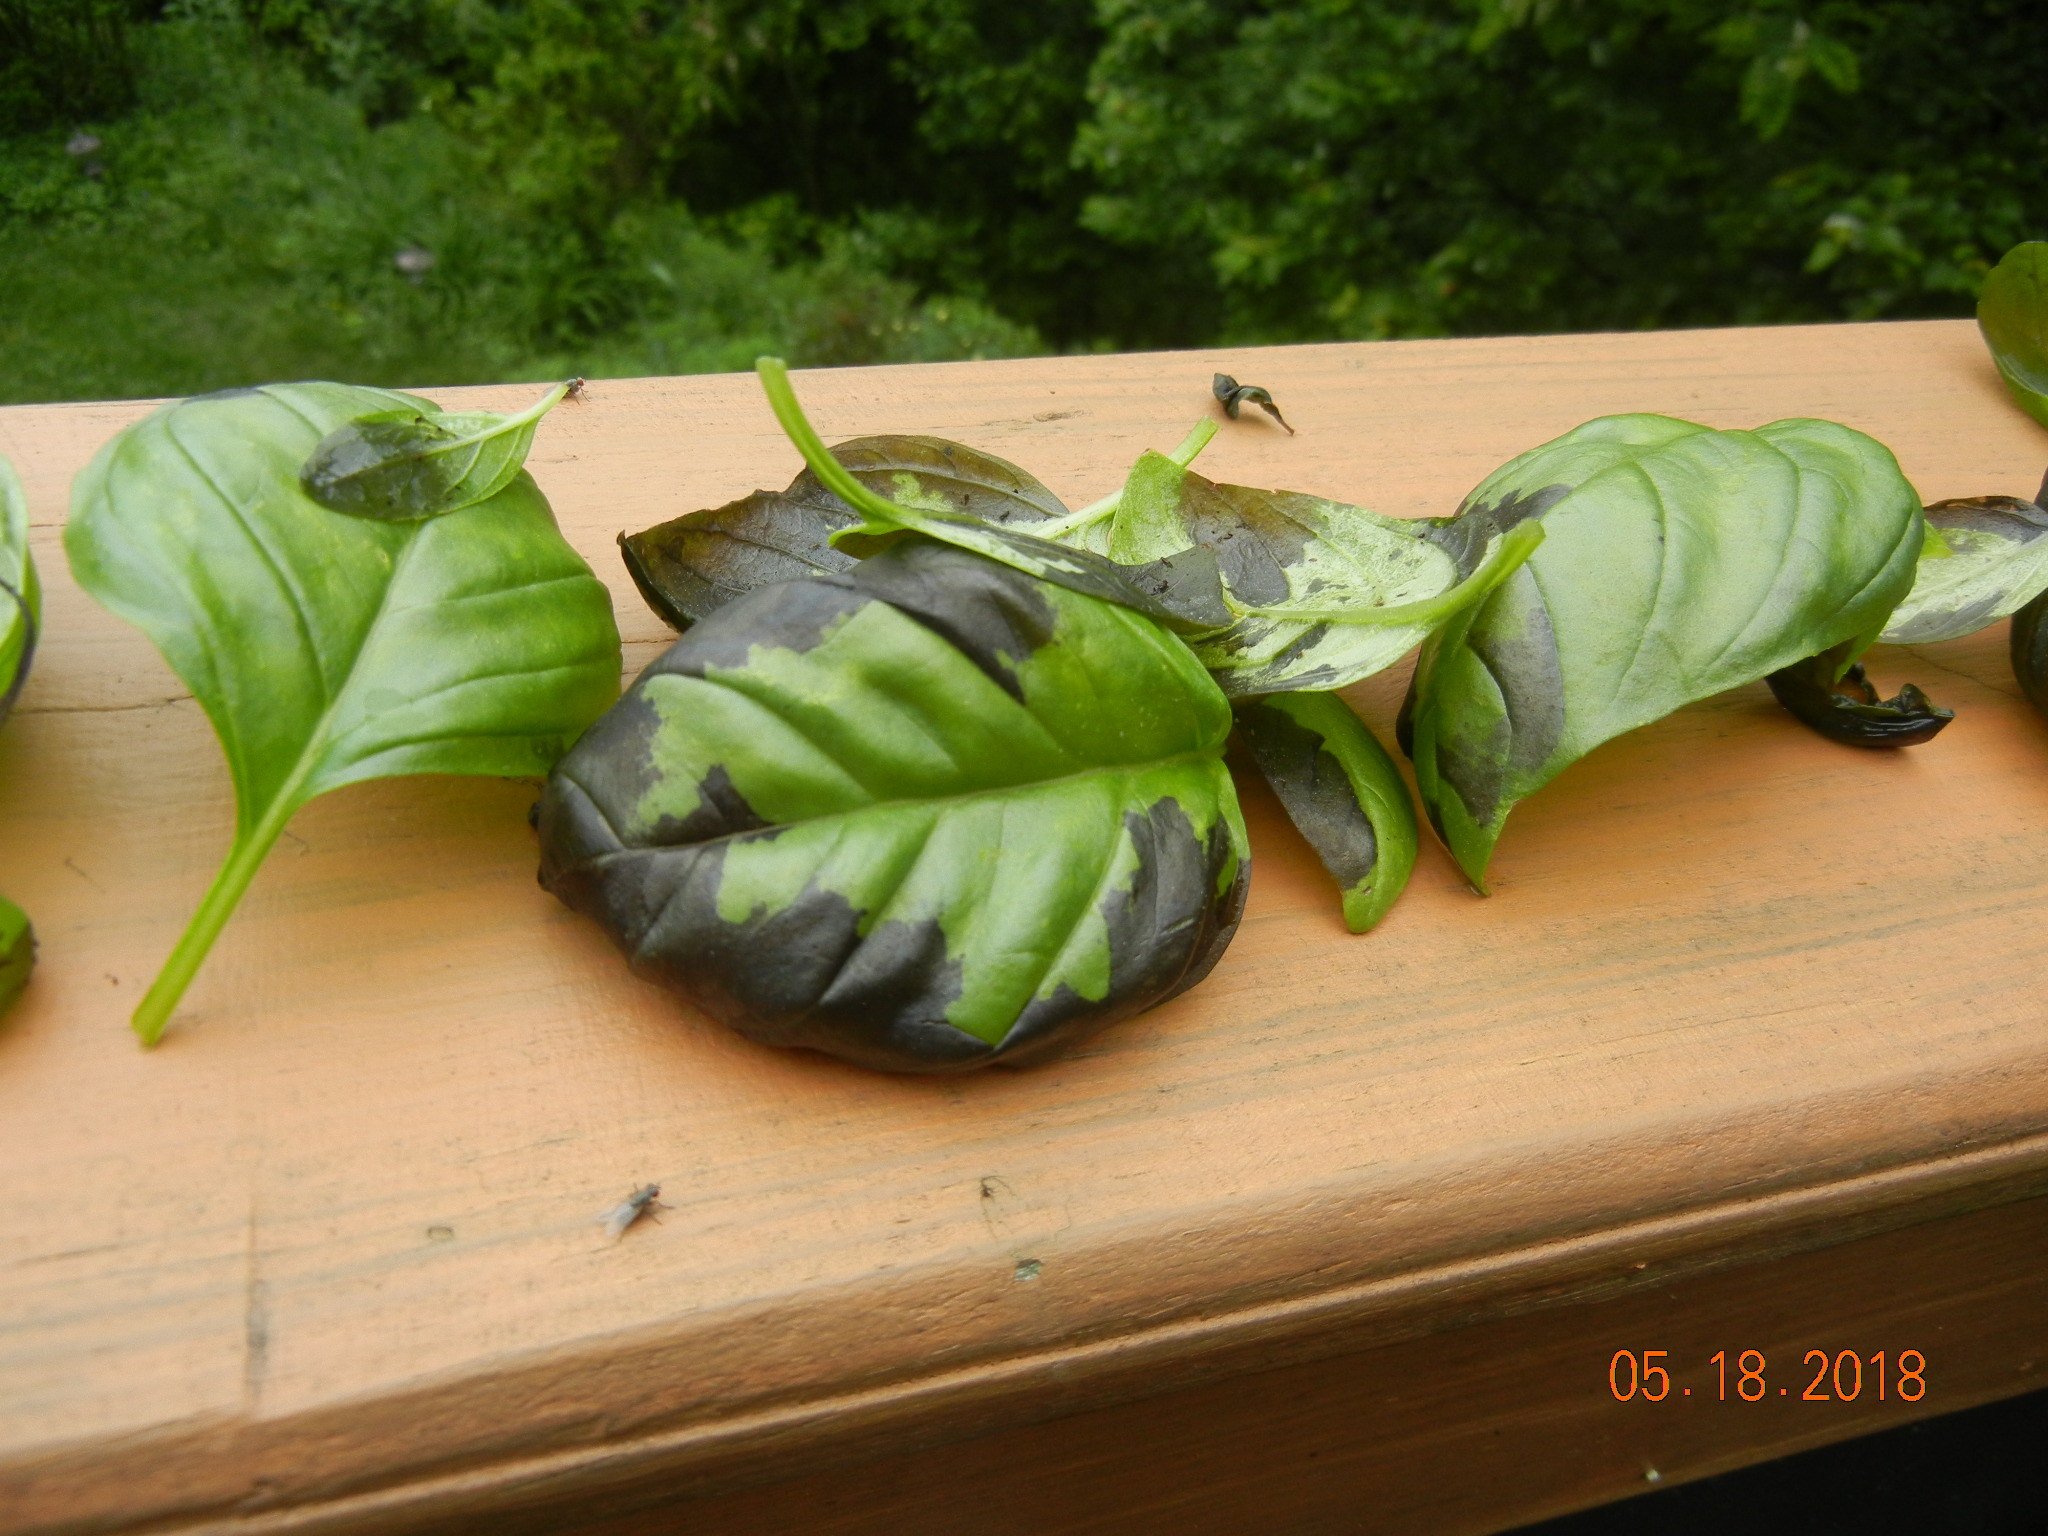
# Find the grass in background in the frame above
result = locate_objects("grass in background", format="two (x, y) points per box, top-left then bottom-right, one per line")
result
(0, 15), (1039, 404)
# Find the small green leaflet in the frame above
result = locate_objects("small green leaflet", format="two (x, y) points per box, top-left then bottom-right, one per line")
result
(538, 540), (1248, 1072)
(1406, 414), (1924, 890)
(0, 895), (31, 1021)
(1978, 243), (2048, 431)
(1, 454), (38, 724)
(1880, 480), (2048, 645)
(68, 382), (622, 1045)
(301, 379), (573, 521)
(1234, 692), (1416, 933)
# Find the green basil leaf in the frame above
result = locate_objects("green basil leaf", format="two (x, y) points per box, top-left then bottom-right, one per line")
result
(1235, 692), (1416, 933)
(1978, 242), (2048, 430)
(1406, 414), (1923, 890)
(2, 454), (39, 725)
(66, 382), (623, 1045)
(1103, 451), (1539, 696)
(1879, 482), (2048, 645)
(538, 540), (1248, 1073)
(300, 380), (571, 521)
(619, 435), (1066, 631)
(0, 894), (31, 1021)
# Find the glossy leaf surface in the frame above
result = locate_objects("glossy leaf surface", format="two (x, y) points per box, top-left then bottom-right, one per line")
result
(68, 382), (622, 1043)
(300, 380), (570, 520)
(1879, 480), (2048, 645)
(1766, 645), (1952, 747)
(1978, 243), (2048, 431)
(1, 455), (38, 725)
(1235, 692), (1416, 932)
(1406, 414), (1922, 889)
(538, 541), (1248, 1074)
(619, 435), (1064, 630)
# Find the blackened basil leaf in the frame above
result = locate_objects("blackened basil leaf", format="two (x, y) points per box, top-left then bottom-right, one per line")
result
(757, 359), (1231, 631)
(619, 435), (1067, 631)
(0, 895), (30, 1021)
(1, 455), (38, 725)
(1407, 415), (1922, 890)
(301, 380), (570, 521)
(1766, 643), (1953, 747)
(1879, 480), (2048, 645)
(1978, 242), (2048, 431)
(67, 383), (623, 1044)
(1213, 374), (1296, 435)
(1103, 451), (1538, 696)
(537, 541), (1249, 1074)
(2010, 587), (2048, 718)
(1235, 692), (1416, 933)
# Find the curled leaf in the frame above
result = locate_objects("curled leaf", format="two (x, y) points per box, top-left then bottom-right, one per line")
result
(1405, 414), (1924, 890)
(1766, 644), (1953, 747)
(1213, 374), (1295, 435)
(1978, 243), (2048, 431)
(1235, 692), (1416, 933)
(538, 540), (1248, 1073)
(0, 895), (30, 1021)
(1, 456), (38, 726)
(619, 435), (1067, 631)
(1879, 476), (2048, 645)
(301, 380), (571, 521)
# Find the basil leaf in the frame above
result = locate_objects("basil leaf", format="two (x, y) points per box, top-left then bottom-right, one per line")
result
(301, 380), (571, 521)
(0, 895), (30, 1021)
(1, 455), (38, 726)
(1978, 242), (2048, 430)
(1235, 692), (1416, 933)
(1213, 374), (1296, 435)
(619, 435), (1065, 630)
(66, 382), (623, 1044)
(1104, 450), (1540, 696)
(1879, 481), (2048, 645)
(756, 359), (1232, 631)
(538, 541), (1248, 1073)
(2010, 587), (2048, 718)
(1766, 643), (1953, 747)
(1406, 414), (1923, 890)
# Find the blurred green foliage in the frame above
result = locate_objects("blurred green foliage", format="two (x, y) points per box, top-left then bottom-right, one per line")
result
(0, 0), (2042, 402)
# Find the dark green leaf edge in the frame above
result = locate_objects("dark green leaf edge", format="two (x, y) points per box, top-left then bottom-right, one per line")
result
(1235, 691), (1417, 933)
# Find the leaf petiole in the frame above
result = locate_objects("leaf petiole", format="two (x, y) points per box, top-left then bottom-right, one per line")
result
(1228, 520), (1545, 626)
(1035, 418), (1219, 540)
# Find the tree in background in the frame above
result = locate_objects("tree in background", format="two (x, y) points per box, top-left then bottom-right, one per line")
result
(1, 0), (2044, 401)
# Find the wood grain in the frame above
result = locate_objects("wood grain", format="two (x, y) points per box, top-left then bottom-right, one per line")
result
(2, 321), (2046, 1535)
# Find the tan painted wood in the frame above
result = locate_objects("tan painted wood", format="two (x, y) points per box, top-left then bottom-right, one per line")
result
(1, 320), (2046, 1535)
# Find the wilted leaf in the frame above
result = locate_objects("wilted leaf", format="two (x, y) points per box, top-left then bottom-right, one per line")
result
(1978, 243), (2048, 431)
(538, 541), (1248, 1073)
(1213, 373), (1295, 434)
(1405, 414), (1925, 889)
(620, 435), (1067, 630)
(301, 380), (571, 521)
(1766, 642), (1953, 747)
(1235, 691), (1416, 932)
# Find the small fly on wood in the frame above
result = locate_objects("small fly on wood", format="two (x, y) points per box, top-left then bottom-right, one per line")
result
(599, 1183), (666, 1242)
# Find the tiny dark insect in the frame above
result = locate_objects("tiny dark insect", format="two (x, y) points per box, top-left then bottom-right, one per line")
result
(599, 1182), (665, 1242)
(567, 377), (588, 400)
(1213, 374), (1295, 435)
